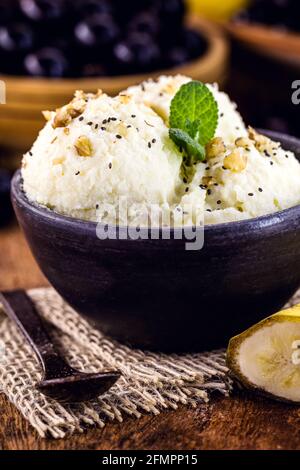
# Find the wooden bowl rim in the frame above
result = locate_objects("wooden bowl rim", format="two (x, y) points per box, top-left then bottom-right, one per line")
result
(225, 20), (300, 58)
(227, 21), (300, 42)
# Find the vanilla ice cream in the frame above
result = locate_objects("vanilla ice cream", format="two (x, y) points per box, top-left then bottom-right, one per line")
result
(22, 75), (300, 226)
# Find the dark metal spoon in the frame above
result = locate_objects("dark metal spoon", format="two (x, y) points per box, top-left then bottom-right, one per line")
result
(0, 290), (121, 403)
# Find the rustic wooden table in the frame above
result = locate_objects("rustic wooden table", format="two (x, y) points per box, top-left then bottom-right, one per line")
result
(0, 223), (300, 450)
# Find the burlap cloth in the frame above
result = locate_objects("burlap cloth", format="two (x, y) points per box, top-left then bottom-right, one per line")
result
(0, 287), (299, 439)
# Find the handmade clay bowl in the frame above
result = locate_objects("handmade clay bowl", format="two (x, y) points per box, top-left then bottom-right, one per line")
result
(11, 131), (300, 352)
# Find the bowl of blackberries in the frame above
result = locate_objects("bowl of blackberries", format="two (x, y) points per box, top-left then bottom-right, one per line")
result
(228, 0), (300, 64)
(0, 1), (229, 150)
(235, 0), (300, 34)
(0, 0), (229, 150)
(0, 0), (228, 81)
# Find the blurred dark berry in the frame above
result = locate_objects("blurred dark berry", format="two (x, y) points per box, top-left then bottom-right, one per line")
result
(74, 0), (113, 18)
(181, 28), (207, 59)
(0, 170), (13, 228)
(156, 0), (185, 28)
(20, 0), (66, 22)
(166, 46), (189, 67)
(0, 22), (34, 52)
(24, 47), (70, 77)
(114, 0), (153, 21)
(113, 32), (161, 74)
(128, 11), (160, 37)
(74, 14), (120, 48)
(45, 36), (79, 75)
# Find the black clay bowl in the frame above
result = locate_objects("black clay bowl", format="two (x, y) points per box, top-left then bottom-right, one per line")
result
(11, 130), (300, 352)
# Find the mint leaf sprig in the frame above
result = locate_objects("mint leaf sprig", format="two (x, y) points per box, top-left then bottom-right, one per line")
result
(169, 81), (218, 163)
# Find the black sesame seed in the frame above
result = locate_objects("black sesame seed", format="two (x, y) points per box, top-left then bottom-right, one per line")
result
(101, 127), (106, 131)
(148, 142), (151, 148)
(258, 187), (263, 192)
(214, 183), (218, 186)
(248, 192), (254, 196)
(79, 116), (84, 121)
(199, 184), (207, 190)
(152, 138), (156, 143)
(110, 117), (117, 121)
(207, 189), (212, 195)
(95, 124), (99, 129)
(264, 150), (271, 157)
(183, 177), (187, 184)
(270, 161), (274, 165)
(285, 154), (289, 158)
(29, 151), (33, 156)
(206, 209), (212, 212)
(217, 200), (222, 205)
(141, 84), (145, 91)
(236, 126), (240, 130)
(116, 134), (122, 139)
(131, 114), (136, 118)
(220, 113), (224, 117)
(205, 166), (209, 170)
(75, 171), (80, 175)
(108, 162), (112, 169)
(96, 204), (99, 209)
(127, 125), (132, 128)
(222, 166), (227, 170)
(185, 187), (189, 192)
(102, 119), (107, 124)
(87, 121), (93, 126)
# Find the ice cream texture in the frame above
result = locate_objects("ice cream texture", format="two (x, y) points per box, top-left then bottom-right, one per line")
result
(22, 75), (300, 226)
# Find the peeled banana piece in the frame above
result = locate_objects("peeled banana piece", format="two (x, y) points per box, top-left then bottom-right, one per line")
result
(226, 304), (300, 403)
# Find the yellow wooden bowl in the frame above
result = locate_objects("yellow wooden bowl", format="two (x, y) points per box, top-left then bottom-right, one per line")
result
(0, 16), (229, 152)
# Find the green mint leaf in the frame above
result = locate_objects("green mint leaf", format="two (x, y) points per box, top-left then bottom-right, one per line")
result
(169, 81), (218, 146)
(169, 128), (205, 162)
(185, 118), (201, 139)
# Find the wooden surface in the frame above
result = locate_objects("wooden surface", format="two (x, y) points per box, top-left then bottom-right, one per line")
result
(1, 224), (300, 450)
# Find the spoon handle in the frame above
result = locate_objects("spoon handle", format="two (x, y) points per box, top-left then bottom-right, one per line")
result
(0, 290), (74, 379)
